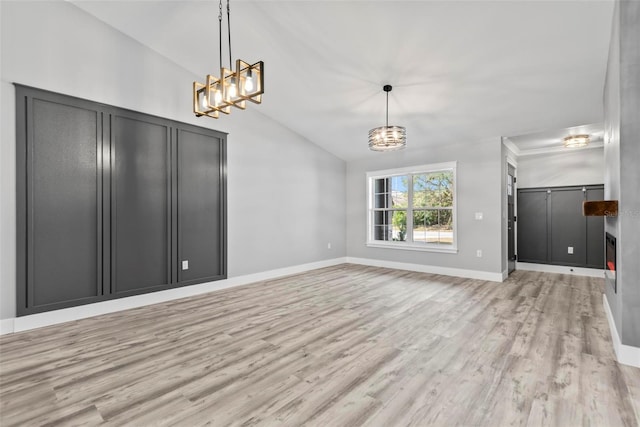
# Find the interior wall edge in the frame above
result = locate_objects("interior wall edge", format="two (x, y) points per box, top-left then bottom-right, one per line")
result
(603, 293), (640, 368)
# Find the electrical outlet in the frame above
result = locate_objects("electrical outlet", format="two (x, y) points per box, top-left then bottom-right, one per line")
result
(182, 260), (189, 270)
(476, 250), (483, 258)
(327, 242), (332, 250)
(475, 212), (483, 220)
(568, 247), (574, 254)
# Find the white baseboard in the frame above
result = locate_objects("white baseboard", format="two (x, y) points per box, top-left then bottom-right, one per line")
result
(603, 294), (640, 368)
(2, 257), (348, 335)
(502, 269), (509, 281)
(516, 262), (604, 278)
(346, 257), (503, 282)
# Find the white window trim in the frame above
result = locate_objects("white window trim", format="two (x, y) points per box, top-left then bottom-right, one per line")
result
(366, 161), (458, 253)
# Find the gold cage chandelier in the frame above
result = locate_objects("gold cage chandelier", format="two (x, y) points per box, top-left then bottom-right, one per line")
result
(193, 0), (264, 119)
(368, 85), (406, 151)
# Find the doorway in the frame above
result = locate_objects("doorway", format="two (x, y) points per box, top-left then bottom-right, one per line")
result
(507, 163), (516, 274)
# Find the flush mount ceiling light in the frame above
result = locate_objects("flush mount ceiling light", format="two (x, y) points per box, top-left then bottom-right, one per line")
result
(193, 0), (264, 119)
(563, 134), (590, 148)
(368, 85), (406, 152)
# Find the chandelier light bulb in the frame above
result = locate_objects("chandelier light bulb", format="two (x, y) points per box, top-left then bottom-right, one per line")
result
(244, 70), (254, 92)
(229, 77), (238, 98)
(200, 93), (208, 109)
(214, 89), (223, 105)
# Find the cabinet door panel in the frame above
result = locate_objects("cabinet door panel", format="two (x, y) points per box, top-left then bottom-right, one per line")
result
(177, 129), (224, 282)
(550, 189), (586, 265)
(586, 188), (605, 268)
(112, 115), (170, 294)
(29, 98), (101, 308)
(517, 191), (548, 263)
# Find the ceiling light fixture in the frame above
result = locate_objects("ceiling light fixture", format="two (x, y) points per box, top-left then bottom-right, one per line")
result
(193, 0), (264, 119)
(563, 134), (590, 148)
(369, 85), (406, 151)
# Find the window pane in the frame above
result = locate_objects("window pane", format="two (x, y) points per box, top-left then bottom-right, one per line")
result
(372, 210), (407, 241)
(373, 210), (390, 241)
(374, 178), (389, 208)
(374, 178), (388, 194)
(438, 171), (454, 207)
(412, 174), (437, 208)
(390, 210), (407, 241)
(373, 210), (389, 227)
(413, 209), (453, 244)
(391, 176), (408, 208)
(412, 209), (439, 243)
(375, 193), (389, 209)
(412, 171), (453, 208)
(373, 225), (390, 241)
(439, 209), (453, 244)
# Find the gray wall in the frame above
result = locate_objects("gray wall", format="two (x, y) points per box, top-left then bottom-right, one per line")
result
(346, 137), (503, 276)
(517, 148), (604, 189)
(603, 0), (640, 347)
(0, 1), (346, 320)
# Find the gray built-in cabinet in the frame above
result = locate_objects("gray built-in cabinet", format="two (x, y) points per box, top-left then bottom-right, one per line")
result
(517, 185), (604, 269)
(16, 85), (227, 316)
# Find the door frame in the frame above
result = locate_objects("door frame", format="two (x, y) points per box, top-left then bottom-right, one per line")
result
(505, 154), (518, 276)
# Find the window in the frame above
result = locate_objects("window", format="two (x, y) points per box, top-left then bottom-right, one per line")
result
(367, 162), (457, 252)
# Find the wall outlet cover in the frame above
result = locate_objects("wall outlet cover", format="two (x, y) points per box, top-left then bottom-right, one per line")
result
(182, 260), (189, 270)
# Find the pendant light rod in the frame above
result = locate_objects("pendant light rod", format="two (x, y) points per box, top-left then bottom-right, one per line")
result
(383, 85), (392, 127)
(227, 0), (232, 69)
(218, 0), (222, 70)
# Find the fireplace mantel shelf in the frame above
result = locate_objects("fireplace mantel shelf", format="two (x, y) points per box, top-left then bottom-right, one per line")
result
(583, 200), (618, 217)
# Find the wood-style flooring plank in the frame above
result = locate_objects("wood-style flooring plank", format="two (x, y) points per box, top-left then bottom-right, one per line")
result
(1, 265), (638, 426)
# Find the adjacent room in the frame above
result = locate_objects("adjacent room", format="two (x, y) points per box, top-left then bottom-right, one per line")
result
(1, 0), (639, 425)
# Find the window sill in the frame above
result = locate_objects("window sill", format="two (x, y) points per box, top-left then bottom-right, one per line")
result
(366, 242), (458, 254)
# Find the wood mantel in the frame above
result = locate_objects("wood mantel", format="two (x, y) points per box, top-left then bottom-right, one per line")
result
(583, 200), (618, 217)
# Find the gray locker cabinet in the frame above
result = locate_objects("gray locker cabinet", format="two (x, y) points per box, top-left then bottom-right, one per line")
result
(111, 112), (172, 295)
(16, 85), (228, 316)
(516, 185), (604, 269)
(516, 190), (548, 264)
(17, 91), (104, 314)
(550, 189), (587, 266)
(177, 127), (227, 284)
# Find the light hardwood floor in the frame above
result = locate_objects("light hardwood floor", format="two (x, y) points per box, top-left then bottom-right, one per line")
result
(1, 264), (639, 426)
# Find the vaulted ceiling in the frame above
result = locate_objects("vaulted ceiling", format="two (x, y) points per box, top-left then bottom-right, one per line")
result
(73, 0), (614, 161)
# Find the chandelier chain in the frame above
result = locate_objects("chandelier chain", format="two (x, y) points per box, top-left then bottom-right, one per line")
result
(227, 0), (232, 69)
(218, 0), (223, 71)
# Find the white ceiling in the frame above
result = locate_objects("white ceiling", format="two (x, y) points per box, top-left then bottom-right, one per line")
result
(72, 0), (615, 161)
(505, 122), (604, 156)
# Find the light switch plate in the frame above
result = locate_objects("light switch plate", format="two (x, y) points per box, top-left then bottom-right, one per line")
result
(182, 260), (189, 270)
(475, 212), (483, 220)
(568, 247), (574, 254)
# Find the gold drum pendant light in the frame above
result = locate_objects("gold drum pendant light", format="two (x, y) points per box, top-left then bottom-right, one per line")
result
(563, 134), (590, 148)
(369, 85), (406, 151)
(193, 0), (264, 119)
